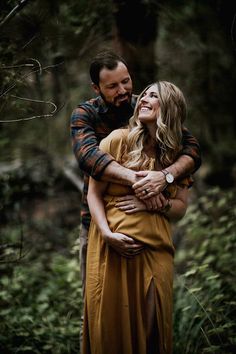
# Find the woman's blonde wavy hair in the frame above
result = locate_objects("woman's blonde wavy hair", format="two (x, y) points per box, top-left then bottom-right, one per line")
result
(123, 81), (187, 170)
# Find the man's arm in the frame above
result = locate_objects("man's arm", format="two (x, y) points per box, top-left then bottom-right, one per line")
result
(70, 110), (178, 213)
(70, 106), (137, 185)
(101, 160), (137, 185)
(181, 126), (201, 173)
(133, 155), (193, 199)
(70, 106), (114, 180)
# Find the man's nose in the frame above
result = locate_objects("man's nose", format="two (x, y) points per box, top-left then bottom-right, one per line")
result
(117, 84), (126, 95)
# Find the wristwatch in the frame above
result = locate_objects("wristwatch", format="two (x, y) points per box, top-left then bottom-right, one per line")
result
(161, 169), (174, 184)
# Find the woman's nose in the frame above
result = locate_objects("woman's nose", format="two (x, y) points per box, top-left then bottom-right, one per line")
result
(140, 95), (148, 102)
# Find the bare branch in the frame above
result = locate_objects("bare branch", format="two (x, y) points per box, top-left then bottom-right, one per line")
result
(0, 215), (30, 264)
(22, 34), (39, 49)
(0, 0), (32, 29)
(231, 13), (236, 52)
(28, 58), (43, 75)
(0, 95), (59, 123)
(19, 220), (24, 259)
(1, 64), (35, 69)
(0, 243), (22, 250)
(0, 249), (30, 264)
(0, 58), (66, 123)
(0, 59), (63, 99)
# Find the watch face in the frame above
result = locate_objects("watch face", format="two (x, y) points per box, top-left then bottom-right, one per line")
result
(166, 173), (174, 183)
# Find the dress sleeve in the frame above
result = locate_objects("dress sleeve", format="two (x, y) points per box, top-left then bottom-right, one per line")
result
(99, 129), (128, 163)
(70, 106), (115, 180)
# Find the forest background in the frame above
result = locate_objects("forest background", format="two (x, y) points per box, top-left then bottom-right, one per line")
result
(0, 0), (236, 353)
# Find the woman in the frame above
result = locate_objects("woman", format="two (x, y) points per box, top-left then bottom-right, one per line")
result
(82, 81), (192, 354)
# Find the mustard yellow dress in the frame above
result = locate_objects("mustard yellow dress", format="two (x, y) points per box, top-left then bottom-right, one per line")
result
(82, 129), (189, 354)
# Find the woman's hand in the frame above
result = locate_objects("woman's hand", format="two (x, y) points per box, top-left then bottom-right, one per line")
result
(144, 193), (167, 211)
(103, 232), (145, 258)
(115, 193), (168, 213)
(115, 195), (146, 214)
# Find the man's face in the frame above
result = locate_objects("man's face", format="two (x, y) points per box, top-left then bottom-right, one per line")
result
(92, 62), (133, 107)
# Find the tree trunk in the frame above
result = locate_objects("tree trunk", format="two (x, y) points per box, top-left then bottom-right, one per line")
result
(112, 0), (160, 92)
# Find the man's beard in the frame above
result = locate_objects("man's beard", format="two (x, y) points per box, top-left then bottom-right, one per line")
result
(101, 92), (133, 119)
(100, 92), (132, 110)
(112, 101), (133, 120)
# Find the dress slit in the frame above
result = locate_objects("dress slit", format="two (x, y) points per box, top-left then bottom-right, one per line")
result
(146, 278), (160, 354)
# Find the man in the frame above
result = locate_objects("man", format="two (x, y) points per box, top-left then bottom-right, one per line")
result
(70, 50), (201, 295)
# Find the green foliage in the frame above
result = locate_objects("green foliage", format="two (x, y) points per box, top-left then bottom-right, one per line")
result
(0, 0), (115, 161)
(1, 0), (236, 186)
(1, 176), (236, 353)
(157, 1), (236, 186)
(173, 187), (236, 353)
(0, 253), (82, 353)
(0, 161), (82, 352)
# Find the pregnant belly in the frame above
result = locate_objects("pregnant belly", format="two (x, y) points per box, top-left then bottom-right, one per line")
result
(104, 196), (174, 253)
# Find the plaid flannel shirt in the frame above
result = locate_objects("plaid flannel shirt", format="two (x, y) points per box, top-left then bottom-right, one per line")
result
(70, 95), (201, 230)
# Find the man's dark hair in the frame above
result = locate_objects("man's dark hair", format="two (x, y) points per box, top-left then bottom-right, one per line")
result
(89, 50), (129, 86)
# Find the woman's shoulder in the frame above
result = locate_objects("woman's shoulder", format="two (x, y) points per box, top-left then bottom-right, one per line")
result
(100, 128), (128, 148)
(99, 128), (129, 156)
(105, 128), (129, 141)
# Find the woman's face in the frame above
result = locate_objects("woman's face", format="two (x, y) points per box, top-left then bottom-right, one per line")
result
(138, 84), (160, 125)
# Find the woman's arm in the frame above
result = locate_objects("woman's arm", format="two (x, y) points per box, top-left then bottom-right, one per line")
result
(115, 194), (165, 213)
(87, 177), (111, 237)
(87, 177), (145, 257)
(115, 185), (189, 222)
(160, 185), (189, 221)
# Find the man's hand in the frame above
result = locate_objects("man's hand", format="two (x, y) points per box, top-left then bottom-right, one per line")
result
(132, 170), (166, 199)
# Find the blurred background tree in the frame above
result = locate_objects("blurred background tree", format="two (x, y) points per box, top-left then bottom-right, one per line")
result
(0, 0), (235, 353)
(1, 0), (235, 185)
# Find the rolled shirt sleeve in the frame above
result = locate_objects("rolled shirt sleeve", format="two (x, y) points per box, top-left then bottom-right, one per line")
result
(181, 126), (202, 172)
(70, 106), (115, 180)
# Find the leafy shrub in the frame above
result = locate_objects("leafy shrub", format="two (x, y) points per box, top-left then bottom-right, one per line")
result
(0, 155), (82, 353)
(0, 252), (82, 353)
(173, 187), (236, 354)
(1, 167), (235, 354)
